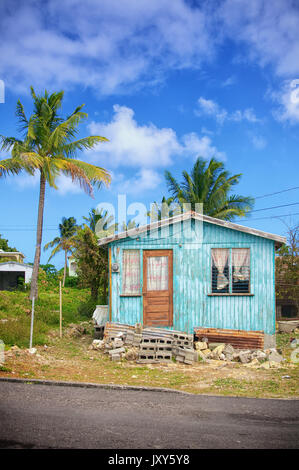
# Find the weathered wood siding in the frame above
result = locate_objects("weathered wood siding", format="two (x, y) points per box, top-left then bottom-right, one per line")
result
(109, 219), (275, 335)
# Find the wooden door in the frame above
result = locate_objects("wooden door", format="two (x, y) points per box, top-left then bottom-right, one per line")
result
(143, 250), (173, 327)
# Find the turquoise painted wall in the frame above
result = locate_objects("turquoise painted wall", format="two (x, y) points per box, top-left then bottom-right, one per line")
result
(109, 219), (275, 334)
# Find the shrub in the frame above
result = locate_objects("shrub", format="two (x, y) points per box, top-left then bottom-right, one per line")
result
(77, 297), (98, 318)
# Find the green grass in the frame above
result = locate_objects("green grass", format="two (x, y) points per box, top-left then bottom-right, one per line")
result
(0, 287), (90, 348)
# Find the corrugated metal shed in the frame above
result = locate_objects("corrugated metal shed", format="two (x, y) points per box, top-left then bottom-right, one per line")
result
(104, 212), (285, 339)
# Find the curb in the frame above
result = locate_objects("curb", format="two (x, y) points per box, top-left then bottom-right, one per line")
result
(0, 376), (194, 396)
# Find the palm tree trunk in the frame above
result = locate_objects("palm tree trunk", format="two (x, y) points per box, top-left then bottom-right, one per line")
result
(63, 250), (67, 287)
(30, 172), (46, 300)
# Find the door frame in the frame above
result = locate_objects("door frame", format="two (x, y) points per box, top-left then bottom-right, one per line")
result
(142, 249), (173, 327)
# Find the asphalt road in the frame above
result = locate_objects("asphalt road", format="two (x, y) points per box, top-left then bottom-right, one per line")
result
(0, 380), (298, 449)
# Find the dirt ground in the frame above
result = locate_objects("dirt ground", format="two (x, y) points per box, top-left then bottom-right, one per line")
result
(1, 332), (298, 398)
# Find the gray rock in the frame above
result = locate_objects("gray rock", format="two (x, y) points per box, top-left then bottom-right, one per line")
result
(223, 344), (234, 355)
(239, 352), (251, 364)
(108, 347), (125, 356)
(268, 350), (283, 363)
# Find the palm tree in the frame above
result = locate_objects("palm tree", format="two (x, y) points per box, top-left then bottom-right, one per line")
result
(165, 157), (254, 220)
(121, 218), (139, 231)
(0, 87), (110, 299)
(83, 208), (118, 238)
(148, 196), (181, 222)
(44, 217), (78, 287)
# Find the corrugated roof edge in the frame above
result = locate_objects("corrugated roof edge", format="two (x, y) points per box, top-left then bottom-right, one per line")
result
(98, 210), (286, 248)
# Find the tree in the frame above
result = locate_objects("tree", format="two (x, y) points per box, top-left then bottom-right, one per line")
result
(148, 196), (181, 222)
(0, 87), (110, 299)
(73, 225), (108, 301)
(83, 207), (118, 238)
(165, 157), (254, 220)
(44, 217), (78, 287)
(0, 234), (17, 252)
(276, 224), (299, 314)
(121, 219), (139, 231)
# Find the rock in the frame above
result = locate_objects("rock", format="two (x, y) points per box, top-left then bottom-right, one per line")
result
(91, 339), (105, 350)
(225, 353), (234, 361)
(108, 347), (125, 356)
(239, 352), (251, 364)
(219, 353), (226, 360)
(200, 348), (212, 358)
(209, 342), (225, 350)
(195, 341), (208, 351)
(223, 344), (234, 355)
(10, 345), (20, 351)
(278, 321), (299, 334)
(255, 350), (267, 361)
(200, 337), (209, 343)
(112, 338), (124, 349)
(268, 350), (283, 363)
(211, 344), (225, 359)
(110, 354), (121, 362)
(124, 348), (138, 361)
(28, 348), (37, 354)
(290, 339), (299, 348)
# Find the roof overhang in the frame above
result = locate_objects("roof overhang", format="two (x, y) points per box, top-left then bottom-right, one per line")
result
(98, 211), (286, 249)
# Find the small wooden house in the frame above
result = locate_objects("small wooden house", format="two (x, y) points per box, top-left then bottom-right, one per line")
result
(99, 211), (286, 348)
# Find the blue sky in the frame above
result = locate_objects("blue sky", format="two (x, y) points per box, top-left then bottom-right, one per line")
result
(0, 0), (299, 268)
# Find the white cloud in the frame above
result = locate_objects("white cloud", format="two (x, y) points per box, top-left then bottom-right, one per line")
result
(219, 0), (299, 77)
(195, 97), (260, 124)
(181, 133), (226, 161)
(271, 80), (299, 124)
(112, 168), (162, 195)
(0, 0), (215, 95)
(56, 174), (84, 196)
(87, 104), (226, 169)
(0, 0), (298, 98)
(88, 105), (181, 168)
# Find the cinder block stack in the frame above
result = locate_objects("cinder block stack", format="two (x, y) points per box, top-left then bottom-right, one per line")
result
(137, 335), (173, 363)
(172, 332), (195, 364)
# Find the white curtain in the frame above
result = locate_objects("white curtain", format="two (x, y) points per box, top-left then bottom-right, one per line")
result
(211, 248), (229, 290)
(147, 256), (168, 291)
(232, 248), (250, 281)
(122, 250), (140, 294)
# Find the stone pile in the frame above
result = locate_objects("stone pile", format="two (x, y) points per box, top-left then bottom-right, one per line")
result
(194, 340), (285, 367)
(92, 322), (197, 364)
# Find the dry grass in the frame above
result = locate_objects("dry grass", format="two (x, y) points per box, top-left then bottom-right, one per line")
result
(1, 331), (298, 399)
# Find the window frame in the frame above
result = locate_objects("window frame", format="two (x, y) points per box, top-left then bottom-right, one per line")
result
(120, 249), (142, 297)
(209, 247), (253, 296)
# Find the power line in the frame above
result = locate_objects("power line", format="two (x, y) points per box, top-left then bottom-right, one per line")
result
(247, 202), (299, 213)
(238, 212), (299, 222)
(255, 186), (299, 199)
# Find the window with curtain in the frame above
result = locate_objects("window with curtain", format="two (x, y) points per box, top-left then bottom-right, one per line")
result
(211, 248), (250, 294)
(232, 248), (250, 293)
(211, 248), (230, 293)
(122, 250), (140, 294)
(147, 256), (169, 291)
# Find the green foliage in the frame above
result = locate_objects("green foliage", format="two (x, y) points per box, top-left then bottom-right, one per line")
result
(73, 225), (108, 301)
(77, 297), (98, 318)
(40, 264), (57, 277)
(64, 276), (79, 288)
(0, 234), (17, 252)
(164, 157), (254, 220)
(0, 288), (90, 347)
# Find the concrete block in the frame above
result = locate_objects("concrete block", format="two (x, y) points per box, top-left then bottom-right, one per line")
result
(108, 347), (125, 355)
(195, 341), (208, 351)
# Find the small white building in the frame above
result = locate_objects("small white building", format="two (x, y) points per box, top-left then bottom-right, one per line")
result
(0, 261), (33, 290)
(68, 256), (78, 277)
(0, 249), (33, 290)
